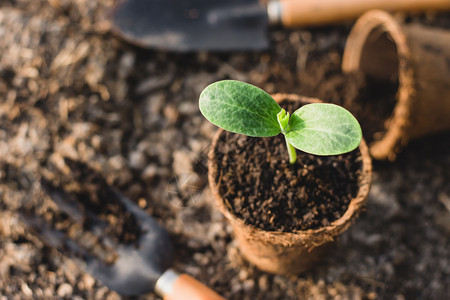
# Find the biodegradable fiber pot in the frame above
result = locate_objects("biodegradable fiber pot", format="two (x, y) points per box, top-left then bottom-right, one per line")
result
(208, 94), (372, 275)
(342, 10), (450, 160)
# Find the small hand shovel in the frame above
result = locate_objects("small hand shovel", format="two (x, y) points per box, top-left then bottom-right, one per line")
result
(110, 0), (450, 51)
(22, 180), (224, 299)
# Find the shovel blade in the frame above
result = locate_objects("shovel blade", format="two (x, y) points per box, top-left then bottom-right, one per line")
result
(111, 0), (269, 52)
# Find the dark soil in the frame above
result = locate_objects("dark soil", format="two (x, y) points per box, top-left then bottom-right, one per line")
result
(213, 101), (362, 232)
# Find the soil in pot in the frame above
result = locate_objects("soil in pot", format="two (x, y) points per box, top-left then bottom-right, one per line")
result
(213, 101), (364, 232)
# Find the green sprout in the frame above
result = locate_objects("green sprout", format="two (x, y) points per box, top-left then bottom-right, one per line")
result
(199, 80), (362, 164)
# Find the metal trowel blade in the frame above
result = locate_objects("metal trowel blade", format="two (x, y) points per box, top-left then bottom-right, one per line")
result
(110, 0), (269, 52)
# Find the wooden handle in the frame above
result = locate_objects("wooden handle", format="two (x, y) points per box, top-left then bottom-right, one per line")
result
(279, 0), (450, 27)
(162, 274), (224, 300)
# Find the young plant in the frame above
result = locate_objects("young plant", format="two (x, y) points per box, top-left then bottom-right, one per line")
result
(199, 80), (362, 164)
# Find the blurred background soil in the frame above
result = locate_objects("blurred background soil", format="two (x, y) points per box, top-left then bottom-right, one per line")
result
(0, 0), (449, 299)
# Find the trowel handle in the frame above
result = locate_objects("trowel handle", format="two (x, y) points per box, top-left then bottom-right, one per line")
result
(269, 0), (450, 27)
(155, 269), (224, 300)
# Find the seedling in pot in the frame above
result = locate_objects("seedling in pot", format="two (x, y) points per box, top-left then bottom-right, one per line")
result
(199, 80), (362, 163)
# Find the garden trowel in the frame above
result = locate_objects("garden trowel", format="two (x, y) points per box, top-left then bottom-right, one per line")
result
(110, 0), (450, 51)
(23, 176), (224, 299)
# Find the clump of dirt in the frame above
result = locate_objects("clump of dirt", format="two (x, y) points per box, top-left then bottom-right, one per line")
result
(212, 101), (362, 232)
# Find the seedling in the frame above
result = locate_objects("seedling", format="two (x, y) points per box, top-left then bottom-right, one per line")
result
(199, 80), (362, 164)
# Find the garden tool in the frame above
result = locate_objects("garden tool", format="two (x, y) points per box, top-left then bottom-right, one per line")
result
(21, 176), (223, 299)
(110, 0), (450, 51)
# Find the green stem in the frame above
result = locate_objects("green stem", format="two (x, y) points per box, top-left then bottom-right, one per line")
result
(285, 136), (297, 164)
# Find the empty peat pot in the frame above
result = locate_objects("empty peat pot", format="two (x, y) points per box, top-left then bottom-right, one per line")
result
(208, 94), (372, 275)
(342, 10), (450, 160)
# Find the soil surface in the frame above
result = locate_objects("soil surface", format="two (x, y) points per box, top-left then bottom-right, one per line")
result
(212, 100), (362, 232)
(1, 1), (449, 299)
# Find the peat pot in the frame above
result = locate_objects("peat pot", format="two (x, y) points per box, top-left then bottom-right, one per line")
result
(208, 94), (372, 275)
(342, 10), (450, 160)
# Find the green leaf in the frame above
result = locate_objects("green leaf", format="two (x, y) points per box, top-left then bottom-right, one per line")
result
(285, 103), (362, 155)
(199, 80), (282, 137)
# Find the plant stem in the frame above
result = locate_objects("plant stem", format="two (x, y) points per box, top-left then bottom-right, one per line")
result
(278, 109), (296, 163)
(285, 137), (297, 164)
